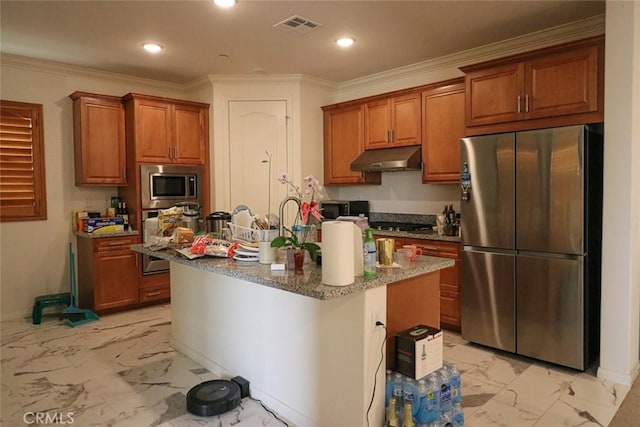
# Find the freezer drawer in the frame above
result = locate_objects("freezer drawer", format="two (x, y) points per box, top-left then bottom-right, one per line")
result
(461, 248), (516, 352)
(517, 253), (585, 369)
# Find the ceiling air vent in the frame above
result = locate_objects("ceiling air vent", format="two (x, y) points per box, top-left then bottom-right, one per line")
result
(273, 15), (322, 34)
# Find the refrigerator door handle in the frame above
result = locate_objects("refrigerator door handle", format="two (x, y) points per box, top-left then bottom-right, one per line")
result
(463, 246), (517, 255)
(518, 250), (582, 261)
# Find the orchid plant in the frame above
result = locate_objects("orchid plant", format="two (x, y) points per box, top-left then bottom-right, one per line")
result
(270, 173), (324, 261)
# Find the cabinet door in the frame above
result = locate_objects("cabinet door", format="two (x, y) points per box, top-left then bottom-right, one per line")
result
(323, 104), (380, 185)
(173, 104), (207, 164)
(94, 248), (139, 311)
(364, 99), (391, 149)
(422, 81), (465, 183)
(465, 62), (524, 126)
(72, 93), (126, 185)
(525, 45), (599, 119)
(403, 238), (462, 330)
(391, 92), (421, 147)
(134, 99), (172, 163)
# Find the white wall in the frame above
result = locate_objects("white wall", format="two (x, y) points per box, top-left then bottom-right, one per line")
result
(207, 75), (334, 214)
(597, 1), (640, 386)
(0, 57), (188, 319)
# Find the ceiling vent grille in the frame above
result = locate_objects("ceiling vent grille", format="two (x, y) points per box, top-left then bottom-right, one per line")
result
(273, 15), (322, 34)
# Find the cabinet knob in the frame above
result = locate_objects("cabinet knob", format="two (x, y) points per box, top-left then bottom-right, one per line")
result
(517, 95), (521, 113)
(525, 94), (530, 113)
(146, 291), (161, 297)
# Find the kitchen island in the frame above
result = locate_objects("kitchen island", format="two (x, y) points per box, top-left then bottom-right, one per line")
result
(131, 244), (453, 427)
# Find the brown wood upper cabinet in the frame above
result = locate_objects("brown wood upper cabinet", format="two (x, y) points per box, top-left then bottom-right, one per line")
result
(123, 93), (209, 165)
(461, 36), (604, 134)
(70, 91), (126, 185)
(364, 92), (421, 149)
(322, 102), (381, 186)
(421, 79), (466, 183)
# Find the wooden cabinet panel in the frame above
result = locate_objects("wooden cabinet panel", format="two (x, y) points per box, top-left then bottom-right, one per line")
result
(462, 36), (604, 134)
(77, 235), (140, 313)
(94, 248), (139, 311)
(364, 92), (421, 149)
(393, 237), (461, 330)
(124, 93), (209, 165)
(526, 45), (599, 119)
(174, 103), (206, 164)
(135, 99), (173, 163)
(465, 62), (524, 126)
(422, 79), (466, 183)
(323, 103), (381, 185)
(139, 271), (170, 303)
(70, 92), (126, 185)
(386, 272), (440, 370)
(139, 285), (171, 303)
(363, 99), (390, 149)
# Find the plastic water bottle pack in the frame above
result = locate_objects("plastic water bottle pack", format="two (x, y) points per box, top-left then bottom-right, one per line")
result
(385, 364), (464, 427)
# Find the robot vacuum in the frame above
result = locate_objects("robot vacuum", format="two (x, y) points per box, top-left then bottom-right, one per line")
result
(186, 379), (241, 417)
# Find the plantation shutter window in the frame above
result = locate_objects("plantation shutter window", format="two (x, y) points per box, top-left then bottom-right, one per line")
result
(0, 100), (47, 221)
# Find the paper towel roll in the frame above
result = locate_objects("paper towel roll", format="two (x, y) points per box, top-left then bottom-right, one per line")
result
(322, 221), (355, 286)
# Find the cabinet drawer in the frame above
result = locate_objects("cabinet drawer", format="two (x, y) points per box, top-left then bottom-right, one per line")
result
(93, 236), (137, 252)
(415, 241), (460, 259)
(139, 285), (170, 302)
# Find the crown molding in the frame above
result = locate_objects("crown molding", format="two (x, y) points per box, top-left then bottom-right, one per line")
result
(205, 73), (335, 89)
(338, 14), (605, 93)
(0, 53), (184, 91)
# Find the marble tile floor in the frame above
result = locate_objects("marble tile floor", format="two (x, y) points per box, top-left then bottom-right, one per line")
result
(0, 304), (631, 426)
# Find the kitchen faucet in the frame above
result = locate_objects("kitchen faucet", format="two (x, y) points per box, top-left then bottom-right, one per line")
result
(278, 196), (301, 237)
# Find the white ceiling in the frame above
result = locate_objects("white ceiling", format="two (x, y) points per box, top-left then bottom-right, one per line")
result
(0, 0), (605, 84)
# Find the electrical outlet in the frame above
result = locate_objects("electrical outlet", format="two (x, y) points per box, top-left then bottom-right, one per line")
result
(370, 308), (383, 331)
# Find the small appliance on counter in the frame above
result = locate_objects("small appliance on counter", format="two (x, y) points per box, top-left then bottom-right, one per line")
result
(320, 200), (369, 220)
(176, 202), (201, 233)
(206, 211), (231, 237)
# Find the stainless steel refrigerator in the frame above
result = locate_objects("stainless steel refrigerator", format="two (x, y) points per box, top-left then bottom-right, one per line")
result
(460, 124), (603, 370)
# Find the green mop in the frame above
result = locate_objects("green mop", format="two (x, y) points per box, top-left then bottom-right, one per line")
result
(61, 242), (99, 327)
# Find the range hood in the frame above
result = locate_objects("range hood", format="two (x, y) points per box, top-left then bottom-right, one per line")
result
(350, 145), (422, 172)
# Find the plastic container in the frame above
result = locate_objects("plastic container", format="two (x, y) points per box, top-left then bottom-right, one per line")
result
(228, 223), (255, 242)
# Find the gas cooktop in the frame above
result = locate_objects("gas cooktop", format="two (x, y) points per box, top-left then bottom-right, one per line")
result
(368, 221), (435, 233)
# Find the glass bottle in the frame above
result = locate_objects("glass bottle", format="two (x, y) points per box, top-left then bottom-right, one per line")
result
(387, 396), (399, 427)
(121, 202), (129, 231)
(363, 228), (377, 278)
(402, 392), (414, 427)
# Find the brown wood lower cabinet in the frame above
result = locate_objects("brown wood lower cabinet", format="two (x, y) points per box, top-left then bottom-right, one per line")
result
(77, 235), (171, 313)
(386, 271), (440, 370)
(77, 235), (140, 312)
(139, 272), (171, 303)
(391, 237), (462, 331)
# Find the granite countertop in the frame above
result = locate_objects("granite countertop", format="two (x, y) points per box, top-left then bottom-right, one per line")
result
(76, 230), (139, 238)
(131, 244), (454, 301)
(372, 229), (461, 243)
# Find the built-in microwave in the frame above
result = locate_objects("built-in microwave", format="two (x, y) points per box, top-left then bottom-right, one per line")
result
(140, 164), (203, 210)
(320, 200), (370, 220)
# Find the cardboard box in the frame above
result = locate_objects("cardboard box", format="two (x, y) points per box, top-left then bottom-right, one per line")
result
(395, 324), (443, 380)
(83, 217), (124, 234)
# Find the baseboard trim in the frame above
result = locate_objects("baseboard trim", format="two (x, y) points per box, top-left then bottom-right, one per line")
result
(598, 363), (640, 386)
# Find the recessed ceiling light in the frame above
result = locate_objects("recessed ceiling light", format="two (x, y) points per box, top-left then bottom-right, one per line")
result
(142, 43), (163, 53)
(336, 37), (355, 48)
(213, 0), (237, 8)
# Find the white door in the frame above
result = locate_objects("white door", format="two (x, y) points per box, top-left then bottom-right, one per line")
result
(229, 101), (288, 220)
